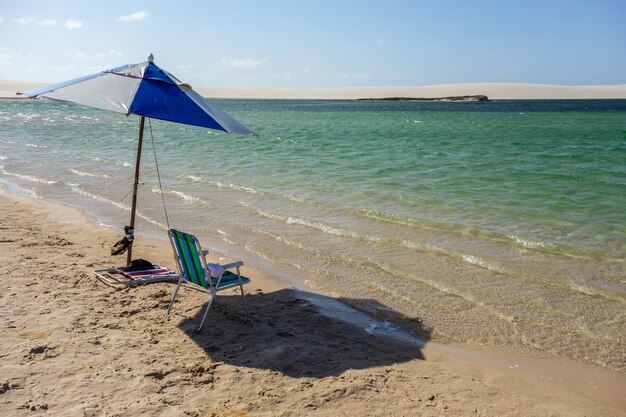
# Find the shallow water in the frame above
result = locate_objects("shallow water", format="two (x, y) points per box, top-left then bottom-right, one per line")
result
(1, 98), (624, 371)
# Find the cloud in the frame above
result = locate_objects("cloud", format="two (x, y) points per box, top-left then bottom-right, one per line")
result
(376, 38), (384, 45)
(0, 17), (3, 23)
(13, 17), (33, 25)
(117, 11), (148, 22)
(325, 72), (370, 81)
(67, 50), (124, 60)
(93, 50), (123, 58)
(63, 19), (83, 29)
(36, 19), (57, 27)
(221, 57), (265, 68)
(0, 50), (21, 66)
(67, 52), (88, 59)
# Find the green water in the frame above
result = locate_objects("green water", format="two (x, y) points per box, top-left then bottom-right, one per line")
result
(1, 99), (625, 370)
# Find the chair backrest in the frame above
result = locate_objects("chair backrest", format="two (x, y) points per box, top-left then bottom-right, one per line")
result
(168, 228), (210, 289)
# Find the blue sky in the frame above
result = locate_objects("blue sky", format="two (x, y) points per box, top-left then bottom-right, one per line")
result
(1, 0), (624, 88)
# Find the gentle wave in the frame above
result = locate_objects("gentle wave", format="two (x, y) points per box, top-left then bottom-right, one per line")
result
(69, 182), (131, 211)
(366, 261), (523, 325)
(14, 112), (41, 121)
(256, 229), (309, 251)
(567, 280), (626, 303)
(359, 207), (615, 260)
(569, 281), (600, 296)
(215, 229), (236, 244)
(507, 234), (555, 249)
(16, 186), (40, 198)
(1, 165), (58, 184)
(181, 174), (313, 205)
(185, 174), (202, 182)
(245, 222), (616, 333)
(360, 208), (464, 234)
(69, 183), (166, 229)
(282, 194), (306, 202)
(183, 173), (260, 194)
(70, 169), (109, 178)
(170, 190), (200, 203)
(461, 254), (506, 273)
(247, 203), (513, 275)
(210, 179), (259, 194)
(150, 186), (208, 205)
(26, 143), (47, 148)
(246, 204), (623, 310)
(243, 244), (274, 262)
(250, 204), (360, 239)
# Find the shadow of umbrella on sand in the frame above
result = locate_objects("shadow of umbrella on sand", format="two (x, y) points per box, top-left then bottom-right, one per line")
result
(174, 288), (431, 378)
(18, 54), (254, 266)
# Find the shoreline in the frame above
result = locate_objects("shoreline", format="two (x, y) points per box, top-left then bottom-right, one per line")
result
(2, 80), (626, 100)
(1, 185), (625, 416)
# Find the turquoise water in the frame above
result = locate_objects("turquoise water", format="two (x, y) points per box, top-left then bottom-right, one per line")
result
(1, 99), (625, 370)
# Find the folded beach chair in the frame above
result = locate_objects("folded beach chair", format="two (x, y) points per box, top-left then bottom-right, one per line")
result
(93, 260), (180, 287)
(167, 228), (250, 331)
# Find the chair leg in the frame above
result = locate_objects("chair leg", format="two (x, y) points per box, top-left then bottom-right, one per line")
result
(167, 278), (184, 316)
(239, 284), (250, 321)
(197, 291), (217, 332)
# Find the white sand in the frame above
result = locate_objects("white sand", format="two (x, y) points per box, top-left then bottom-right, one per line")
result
(2, 79), (625, 100)
(196, 83), (626, 100)
(1, 187), (625, 416)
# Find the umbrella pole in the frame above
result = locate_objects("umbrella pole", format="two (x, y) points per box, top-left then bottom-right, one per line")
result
(126, 116), (146, 266)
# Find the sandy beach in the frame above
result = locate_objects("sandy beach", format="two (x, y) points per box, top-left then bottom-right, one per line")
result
(1, 186), (625, 416)
(2, 1), (624, 414)
(2, 80), (626, 100)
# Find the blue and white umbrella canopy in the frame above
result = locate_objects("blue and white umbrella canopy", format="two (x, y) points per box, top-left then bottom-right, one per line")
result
(20, 54), (254, 135)
(20, 54), (254, 265)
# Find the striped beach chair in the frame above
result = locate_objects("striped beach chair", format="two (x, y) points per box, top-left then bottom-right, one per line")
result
(167, 228), (250, 331)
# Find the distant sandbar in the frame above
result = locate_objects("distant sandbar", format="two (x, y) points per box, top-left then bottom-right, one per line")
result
(358, 95), (489, 102)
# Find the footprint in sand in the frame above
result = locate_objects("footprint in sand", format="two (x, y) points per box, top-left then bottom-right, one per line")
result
(25, 344), (59, 360)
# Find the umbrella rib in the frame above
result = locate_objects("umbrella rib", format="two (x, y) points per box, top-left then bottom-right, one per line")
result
(107, 70), (182, 86)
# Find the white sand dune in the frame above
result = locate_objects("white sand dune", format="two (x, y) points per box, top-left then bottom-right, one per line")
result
(197, 83), (626, 100)
(2, 79), (625, 100)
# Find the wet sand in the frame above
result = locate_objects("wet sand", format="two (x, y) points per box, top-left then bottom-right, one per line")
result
(0, 187), (624, 416)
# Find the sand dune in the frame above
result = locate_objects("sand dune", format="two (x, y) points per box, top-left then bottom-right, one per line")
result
(196, 83), (626, 100)
(2, 79), (625, 100)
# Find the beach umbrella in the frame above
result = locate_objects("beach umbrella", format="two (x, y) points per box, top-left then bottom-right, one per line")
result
(19, 54), (254, 265)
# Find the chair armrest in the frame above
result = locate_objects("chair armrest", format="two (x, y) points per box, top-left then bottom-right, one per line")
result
(202, 250), (209, 256)
(221, 261), (244, 270)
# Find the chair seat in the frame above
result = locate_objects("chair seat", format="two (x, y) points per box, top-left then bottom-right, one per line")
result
(212, 270), (251, 290)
